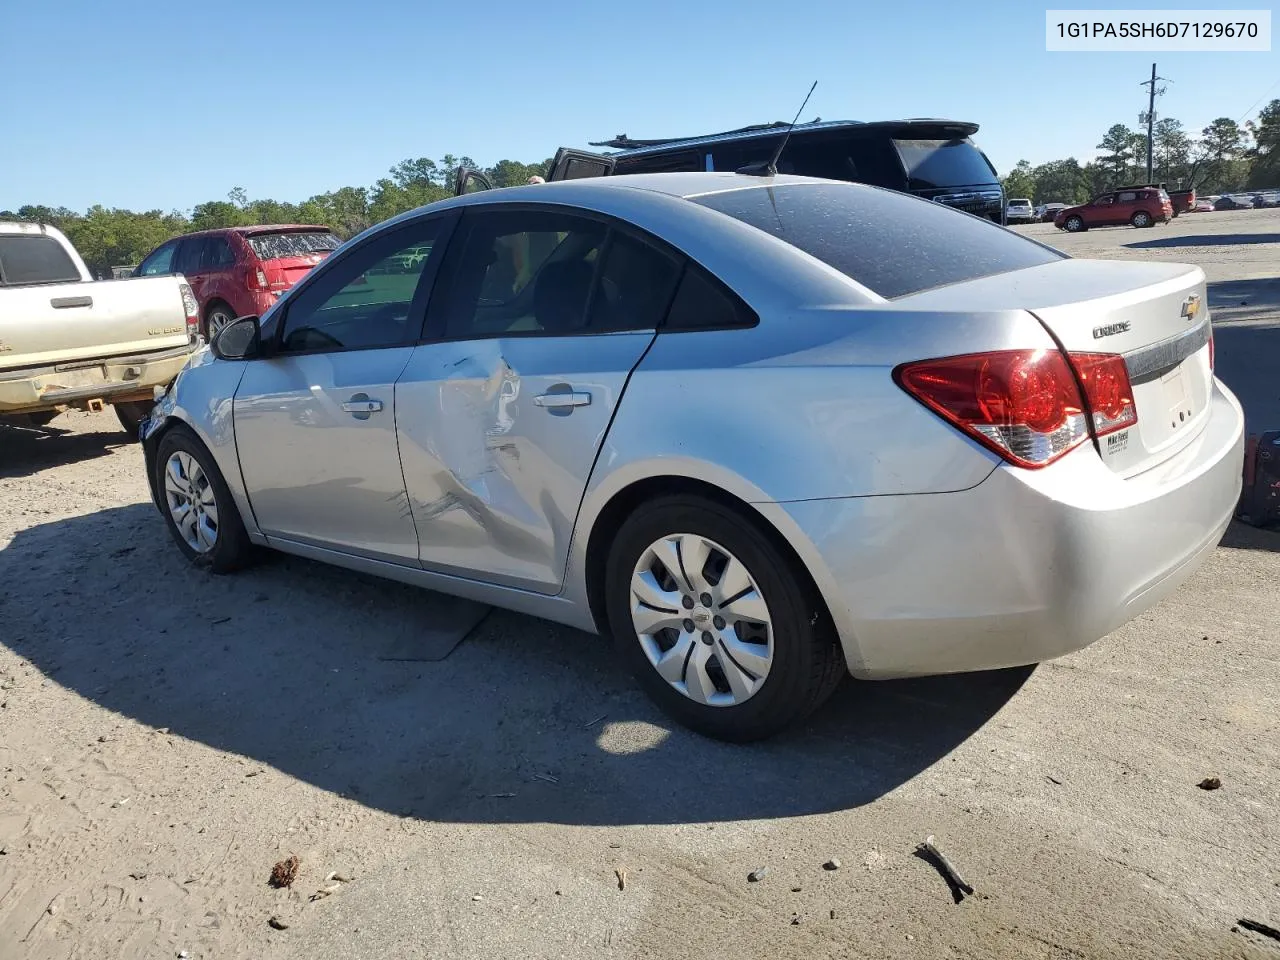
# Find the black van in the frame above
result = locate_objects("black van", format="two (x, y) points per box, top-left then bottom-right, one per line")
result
(541, 119), (1006, 224)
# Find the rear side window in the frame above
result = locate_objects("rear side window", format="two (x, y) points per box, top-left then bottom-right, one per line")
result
(665, 264), (757, 330)
(615, 151), (702, 175)
(1118, 191), (1138, 202)
(206, 236), (235, 267)
(174, 237), (207, 275)
(248, 232), (341, 260)
(0, 235), (80, 285)
(692, 183), (1064, 300)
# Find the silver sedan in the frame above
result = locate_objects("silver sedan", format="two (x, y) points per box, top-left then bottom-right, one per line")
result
(141, 173), (1244, 741)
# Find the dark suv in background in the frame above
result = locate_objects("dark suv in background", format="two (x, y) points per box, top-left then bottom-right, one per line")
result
(542, 119), (1006, 224)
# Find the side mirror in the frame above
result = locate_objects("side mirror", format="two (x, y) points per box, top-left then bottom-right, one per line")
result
(210, 315), (261, 361)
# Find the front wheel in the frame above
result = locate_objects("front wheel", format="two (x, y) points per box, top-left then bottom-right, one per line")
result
(604, 494), (844, 742)
(154, 426), (254, 573)
(1064, 216), (1085, 232)
(1131, 211), (1152, 228)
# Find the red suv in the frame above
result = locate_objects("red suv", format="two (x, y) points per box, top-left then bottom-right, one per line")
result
(1054, 188), (1173, 233)
(135, 225), (342, 339)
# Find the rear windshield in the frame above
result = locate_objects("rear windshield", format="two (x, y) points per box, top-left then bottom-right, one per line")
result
(248, 231), (341, 260)
(691, 182), (1065, 300)
(1010, 199), (1032, 205)
(0, 235), (81, 285)
(892, 138), (998, 189)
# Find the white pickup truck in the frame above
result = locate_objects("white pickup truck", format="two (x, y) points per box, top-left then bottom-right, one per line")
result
(0, 222), (200, 437)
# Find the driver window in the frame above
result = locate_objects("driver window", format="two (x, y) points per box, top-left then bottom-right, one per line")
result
(279, 218), (446, 353)
(1096, 195), (1115, 205)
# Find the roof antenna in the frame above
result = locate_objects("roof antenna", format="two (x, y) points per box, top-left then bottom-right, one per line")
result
(737, 81), (818, 177)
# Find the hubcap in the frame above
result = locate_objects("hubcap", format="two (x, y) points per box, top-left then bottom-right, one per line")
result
(163, 451), (219, 553)
(629, 534), (774, 707)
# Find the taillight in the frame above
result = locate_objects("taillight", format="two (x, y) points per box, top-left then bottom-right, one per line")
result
(1067, 353), (1137, 437)
(178, 282), (200, 341)
(247, 266), (268, 291)
(895, 350), (1090, 469)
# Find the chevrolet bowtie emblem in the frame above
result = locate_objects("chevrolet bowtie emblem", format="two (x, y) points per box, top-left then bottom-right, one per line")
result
(1181, 294), (1201, 321)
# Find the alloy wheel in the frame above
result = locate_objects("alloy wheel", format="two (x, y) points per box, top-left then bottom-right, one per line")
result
(163, 451), (219, 553)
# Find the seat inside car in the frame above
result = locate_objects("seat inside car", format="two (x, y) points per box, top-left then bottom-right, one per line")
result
(534, 259), (594, 331)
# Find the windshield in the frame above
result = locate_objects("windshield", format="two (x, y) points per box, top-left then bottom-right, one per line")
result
(892, 138), (998, 189)
(692, 182), (1063, 300)
(248, 231), (341, 260)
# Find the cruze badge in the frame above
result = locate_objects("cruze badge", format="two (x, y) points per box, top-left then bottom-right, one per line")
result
(1092, 321), (1131, 339)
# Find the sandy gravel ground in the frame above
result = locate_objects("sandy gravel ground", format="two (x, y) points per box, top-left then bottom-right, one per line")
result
(1, 208), (1278, 960)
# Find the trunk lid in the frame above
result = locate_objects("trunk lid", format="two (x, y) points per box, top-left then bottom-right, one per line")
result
(900, 258), (1214, 477)
(245, 230), (340, 293)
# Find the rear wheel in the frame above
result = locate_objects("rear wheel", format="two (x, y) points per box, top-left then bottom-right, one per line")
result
(1064, 215), (1085, 232)
(604, 494), (844, 742)
(1131, 211), (1152, 228)
(204, 302), (237, 341)
(154, 426), (253, 573)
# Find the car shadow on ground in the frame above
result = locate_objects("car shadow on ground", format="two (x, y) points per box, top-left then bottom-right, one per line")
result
(0, 503), (1031, 827)
(1208, 278), (1280, 435)
(1219, 520), (1280, 553)
(1125, 232), (1280, 249)
(0, 419), (129, 478)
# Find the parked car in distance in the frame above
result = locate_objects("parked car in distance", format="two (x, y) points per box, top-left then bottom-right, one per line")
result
(1006, 198), (1034, 223)
(537, 119), (1008, 223)
(0, 222), (199, 434)
(1037, 202), (1067, 223)
(1213, 195), (1249, 211)
(1055, 187), (1173, 231)
(1167, 186), (1195, 215)
(1193, 198), (1216, 212)
(135, 225), (342, 340)
(140, 172), (1243, 741)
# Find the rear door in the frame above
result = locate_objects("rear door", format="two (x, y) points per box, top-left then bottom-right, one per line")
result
(546, 147), (616, 181)
(173, 236), (211, 303)
(1114, 191), (1140, 224)
(395, 205), (680, 592)
(234, 214), (454, 563)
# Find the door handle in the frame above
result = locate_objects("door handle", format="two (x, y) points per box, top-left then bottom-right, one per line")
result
(342, 398), (383, 414)
(51, 296), (93, 309)
(534, 391), (591, 409)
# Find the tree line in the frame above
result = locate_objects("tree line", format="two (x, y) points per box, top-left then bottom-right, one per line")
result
(1001, 101), (1280, 204)
(0, 156), (549, 277)
(4, 102), (1278, 275)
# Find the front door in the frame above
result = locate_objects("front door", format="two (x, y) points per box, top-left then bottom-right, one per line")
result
(395, 206), (682, 592)
(234, 215), (454, 563)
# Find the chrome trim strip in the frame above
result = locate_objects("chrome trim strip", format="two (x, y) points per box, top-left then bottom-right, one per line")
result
(1125, 317), (1211, 382)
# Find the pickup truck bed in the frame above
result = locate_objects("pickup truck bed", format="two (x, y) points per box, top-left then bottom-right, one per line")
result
(0, 222), (199, 435)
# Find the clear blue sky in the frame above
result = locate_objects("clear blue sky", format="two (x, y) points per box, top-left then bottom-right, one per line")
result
(4, 0), (1277, 212)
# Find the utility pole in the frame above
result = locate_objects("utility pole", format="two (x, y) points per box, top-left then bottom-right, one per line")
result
(1140, 63), (1170, 183)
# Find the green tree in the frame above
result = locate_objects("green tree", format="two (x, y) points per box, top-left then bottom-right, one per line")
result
(1001, 159), (1037, 201)
(1096, 124), (1137, 183)
(1154, 118), (1192, 184)
(1031, 158), (1088, 204)
(1245, 99), (1280, 188)
(190, 200), (252, 231)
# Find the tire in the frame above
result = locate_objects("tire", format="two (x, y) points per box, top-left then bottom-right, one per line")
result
(114, 401), (152, 440)
(204, 302), (237, 342)
(1064, 216), (1085, 232)
(1131, 211), (1152, 228)
(603, 494), (845, 742)
(154, 425), (253, 573)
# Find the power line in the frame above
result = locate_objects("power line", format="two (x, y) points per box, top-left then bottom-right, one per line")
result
(1236, 77), (1280, 124)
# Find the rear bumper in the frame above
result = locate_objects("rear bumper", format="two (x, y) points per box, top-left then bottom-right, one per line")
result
(0, 345), (193, 414)
(774, 380), (1245, 679)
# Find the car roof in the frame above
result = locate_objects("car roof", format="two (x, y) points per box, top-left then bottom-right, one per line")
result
(587, 118), (981, 156)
